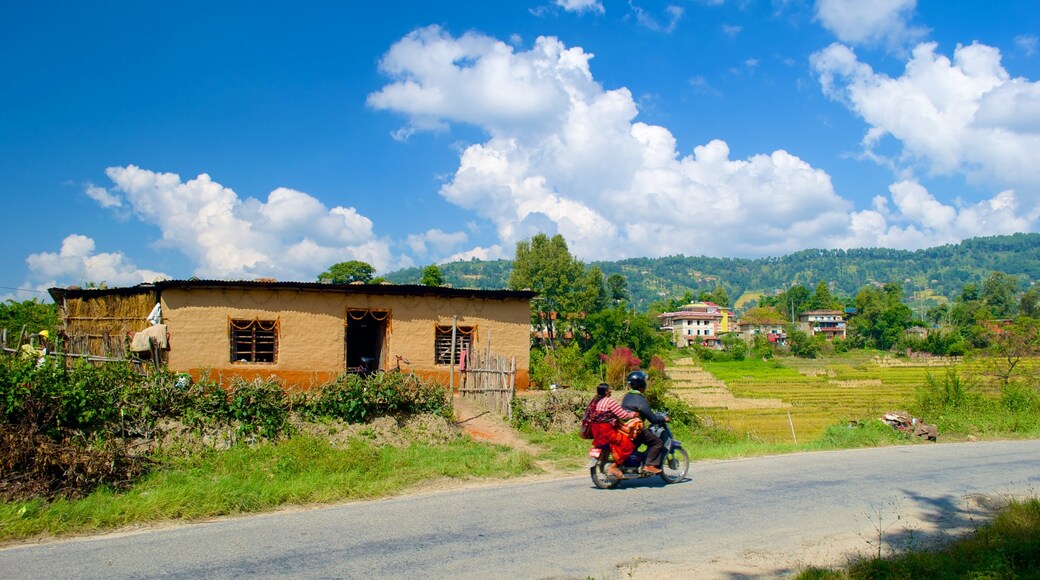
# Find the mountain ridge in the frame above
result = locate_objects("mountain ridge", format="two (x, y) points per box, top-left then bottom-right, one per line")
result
(384, 233), (1040, 309)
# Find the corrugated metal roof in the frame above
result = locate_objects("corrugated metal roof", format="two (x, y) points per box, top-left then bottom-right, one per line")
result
(49, 279), (536, 302)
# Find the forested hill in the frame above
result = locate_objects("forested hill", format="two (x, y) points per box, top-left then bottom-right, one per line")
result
(384, 233), (1040, 309)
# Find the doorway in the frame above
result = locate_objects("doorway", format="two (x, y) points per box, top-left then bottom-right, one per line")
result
(345, 310), (388, 372)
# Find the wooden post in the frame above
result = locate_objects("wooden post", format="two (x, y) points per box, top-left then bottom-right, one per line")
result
(449, 315), (457, 399)
(787, 410), (798, 445)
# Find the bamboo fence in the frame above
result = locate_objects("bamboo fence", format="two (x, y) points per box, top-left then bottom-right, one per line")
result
(458, 344), (516, 419)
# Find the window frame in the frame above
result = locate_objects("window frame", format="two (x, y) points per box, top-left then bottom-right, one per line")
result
(434, 324), (474, 366)
(229, 318), (278, 364)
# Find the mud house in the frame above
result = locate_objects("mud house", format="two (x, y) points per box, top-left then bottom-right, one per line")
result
(48, 280), (536, 389)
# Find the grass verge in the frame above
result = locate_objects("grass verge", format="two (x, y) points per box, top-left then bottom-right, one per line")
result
(0, 434), (538, 542)
(797, 498), (1040, 579)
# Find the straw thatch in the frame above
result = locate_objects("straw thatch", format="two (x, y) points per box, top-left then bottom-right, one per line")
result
(61, 291), (157, 358)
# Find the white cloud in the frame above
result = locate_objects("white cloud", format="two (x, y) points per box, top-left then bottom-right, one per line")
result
(369, 27), (1038, 263)
(629, 3), (684, 33)
(1015, 34), (1038, 57)
(98, 166), (396, 280)
(811, 41), (1040, 195)
(25, 234), (168, 289)
(406, 229), (469, 259)
(371, 27), (868, 260)
(814, 0), (926, 51)
(555, 0), (604, 14)
(829, 180), (1036, 250)
(84, 184), (123, 208)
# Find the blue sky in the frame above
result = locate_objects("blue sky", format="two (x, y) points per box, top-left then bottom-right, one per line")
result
(3, 1), (1039, 300)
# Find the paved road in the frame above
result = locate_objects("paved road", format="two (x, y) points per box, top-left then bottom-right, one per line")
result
(2, 440), (1038, 579)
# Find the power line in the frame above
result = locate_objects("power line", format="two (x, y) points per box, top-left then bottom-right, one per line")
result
(0, 286), (50, 294)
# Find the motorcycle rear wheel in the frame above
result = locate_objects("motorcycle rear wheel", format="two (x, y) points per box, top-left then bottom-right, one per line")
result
(659, 447), (689, 484)
(590, 458), (621, 489)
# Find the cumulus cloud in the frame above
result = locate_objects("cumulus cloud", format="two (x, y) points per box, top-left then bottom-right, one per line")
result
(814, 0), (926, 51)
(25, 234), (168, 289)
(811, 41), (1040, 195)
(370, 27), (875, 260)
(830, 180), (1036, 250)
(90, 166), (397, 280)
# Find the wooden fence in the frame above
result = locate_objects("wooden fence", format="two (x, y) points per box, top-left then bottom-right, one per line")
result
(0, 328), (162, 373)
(458, 345), (516, 419)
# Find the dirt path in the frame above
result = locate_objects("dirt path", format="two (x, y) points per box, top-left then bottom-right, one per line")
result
(451, 394), (536, 452)
(451, 394), (568, 475)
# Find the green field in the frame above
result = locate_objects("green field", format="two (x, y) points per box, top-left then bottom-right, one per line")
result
(694, 353), (1016, 443)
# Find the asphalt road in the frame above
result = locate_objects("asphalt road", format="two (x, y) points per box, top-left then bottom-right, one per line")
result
(2, 440), (1038, 579)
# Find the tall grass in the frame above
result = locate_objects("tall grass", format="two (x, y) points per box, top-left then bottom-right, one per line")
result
(0, 435), (537, 541)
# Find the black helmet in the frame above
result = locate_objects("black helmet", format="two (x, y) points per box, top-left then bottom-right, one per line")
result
(626, 370), (648, 391)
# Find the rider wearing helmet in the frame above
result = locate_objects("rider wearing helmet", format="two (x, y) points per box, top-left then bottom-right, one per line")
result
(621, 370), (668, 475)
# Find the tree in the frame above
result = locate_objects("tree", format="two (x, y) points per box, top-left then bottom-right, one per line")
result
(709, 285), (729, 307)
(1021, 285), (1040, 319)
(571, 266), (607, 316)
(317, 261), (375, 284)
(509, 234), (584, 341)
(983, 318), (1040, 386)
(809, 281), (835, 311)
(420, 264), (444, 287)
(981, 271), (1020, 318)
(849, 283), (912, 350)
(0, 298), (58, 336)
(606, 273), (629, 304)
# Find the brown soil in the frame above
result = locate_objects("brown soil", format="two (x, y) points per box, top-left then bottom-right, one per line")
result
(451, 394), (545, 458)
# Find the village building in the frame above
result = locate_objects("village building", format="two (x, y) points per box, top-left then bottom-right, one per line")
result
(658, 302), (733, 348)
(736, 307), (788, 346)
(48, 280), (536, 390)
(796, 309), (847, 340)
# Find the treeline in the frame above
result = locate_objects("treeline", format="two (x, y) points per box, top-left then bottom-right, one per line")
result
(385, 233), (1040, 309)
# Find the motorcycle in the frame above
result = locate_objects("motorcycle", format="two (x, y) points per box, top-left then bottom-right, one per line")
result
(587, 421), (690, 489)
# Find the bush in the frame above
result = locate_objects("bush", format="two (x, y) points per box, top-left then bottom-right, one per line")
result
(915, 367), (982, 416)
(599, 347), (641, 388)
(297, 372), (447, 424)
(1001, 381), (1040, 414)
(511, 390), (587, 432)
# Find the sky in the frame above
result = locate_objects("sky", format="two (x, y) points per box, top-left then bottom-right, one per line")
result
(3, 1), (1039, 300)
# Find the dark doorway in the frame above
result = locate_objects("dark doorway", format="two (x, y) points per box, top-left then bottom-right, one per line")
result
(345, 310), (388, 372)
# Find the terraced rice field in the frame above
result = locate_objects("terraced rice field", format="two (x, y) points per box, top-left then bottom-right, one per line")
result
(672, 353), (993, 443)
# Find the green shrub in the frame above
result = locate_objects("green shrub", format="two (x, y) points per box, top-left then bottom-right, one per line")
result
(226, 377), (290, 439)
(915, 367), (982, 415)
(814, 419), (907, 449)
(1001, 381), (1040, 414)
(297, 372), (447, 424)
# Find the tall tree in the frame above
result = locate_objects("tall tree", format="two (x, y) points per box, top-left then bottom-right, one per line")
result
(420, 264), (444, 287)
(981, 271), (1020, 318)
(709, 285), (730, 307)
(318, 261), (375, 284)
(1020, 285), (1040, 319)
(509, 234), (584, 340)
(606, 273), (629, 304)
(809, 280), (835, 310)
(849, 282), (912, 350)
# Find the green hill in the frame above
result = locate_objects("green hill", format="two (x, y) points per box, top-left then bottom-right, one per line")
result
(385, 233), (1040, 309)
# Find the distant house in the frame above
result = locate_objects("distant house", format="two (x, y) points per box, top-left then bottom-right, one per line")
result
(736, 306), (787, 345)
(658, 302), (733, 348)
(49, 280), (536, 389)
(797, 310), (847, 340)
